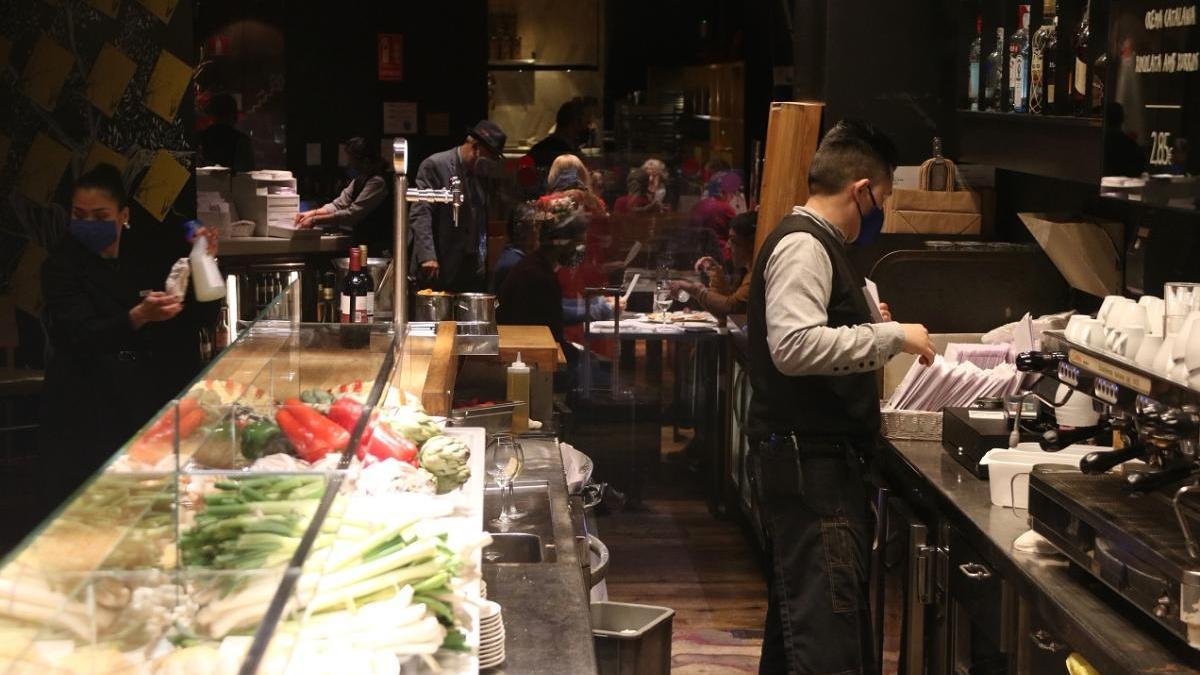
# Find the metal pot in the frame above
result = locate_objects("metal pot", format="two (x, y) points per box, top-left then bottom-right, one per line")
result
(456, 292), (498, 324)
(414, 292), (455, 321)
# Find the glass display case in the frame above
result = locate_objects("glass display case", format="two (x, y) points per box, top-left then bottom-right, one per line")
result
(0, 280), (480, 674)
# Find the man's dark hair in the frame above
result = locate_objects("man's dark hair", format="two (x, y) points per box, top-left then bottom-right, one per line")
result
(556, 99), (584, 130)
(508, 202), (538, 244)
(729, 211), (757, 242)
(75, 163), (127, 206)
(344, 136), (384, 176)
(807, 119), (899, 196)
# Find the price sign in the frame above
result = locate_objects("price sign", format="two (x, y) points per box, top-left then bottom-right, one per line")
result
(1106, 2), (1199, 179)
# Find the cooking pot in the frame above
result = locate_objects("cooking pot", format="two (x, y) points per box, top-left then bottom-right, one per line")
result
(456, 293), (498, 325)
(414, 292), (455, 321)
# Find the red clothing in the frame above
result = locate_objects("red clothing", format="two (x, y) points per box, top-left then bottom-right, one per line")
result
(690, 196), (737, 242)
(613, 194), (651, 214)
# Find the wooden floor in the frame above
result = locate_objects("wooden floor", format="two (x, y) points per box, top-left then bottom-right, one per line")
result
(596, 429), (768, 674)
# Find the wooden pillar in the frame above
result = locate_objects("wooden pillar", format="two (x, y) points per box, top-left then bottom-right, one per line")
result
(752, 102), (825, 260)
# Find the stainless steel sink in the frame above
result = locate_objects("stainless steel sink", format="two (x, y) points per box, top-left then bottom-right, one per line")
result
(484, 480), (558, 562)
(484, 533), (545, 563)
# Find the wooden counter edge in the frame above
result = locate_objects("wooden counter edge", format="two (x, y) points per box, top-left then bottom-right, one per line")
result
(421, 321), (459, 415)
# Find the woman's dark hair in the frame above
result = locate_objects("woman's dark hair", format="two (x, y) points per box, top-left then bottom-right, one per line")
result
(75, 163), (127, 207)
(345, 136), (385, 177)
(729, 211), (757, 242)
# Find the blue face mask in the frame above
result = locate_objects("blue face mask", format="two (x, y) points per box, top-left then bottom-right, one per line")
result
(68, 219), (119, 255)
(854, 186), (885, 245)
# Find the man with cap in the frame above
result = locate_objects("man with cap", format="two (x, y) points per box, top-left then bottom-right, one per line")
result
(410, 120), (507, 293)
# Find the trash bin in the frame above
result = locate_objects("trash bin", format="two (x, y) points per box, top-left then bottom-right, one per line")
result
(591, 601), (674, 675)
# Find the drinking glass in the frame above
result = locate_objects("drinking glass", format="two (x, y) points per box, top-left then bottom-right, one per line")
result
(654, 281), (673, 324)
(1165, 282), (1200, 337)
(487, 436), (525, 529)
(490, 433), (526, 521)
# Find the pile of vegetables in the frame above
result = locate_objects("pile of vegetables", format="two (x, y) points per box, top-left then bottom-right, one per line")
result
(418, 436), (472, 494)
(194, 497), (488, 656)
(181, 476), (326, 569)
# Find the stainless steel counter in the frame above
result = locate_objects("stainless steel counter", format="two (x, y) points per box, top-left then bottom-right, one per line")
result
(219, 234), (351, 257)
(482, 436), (598, 675)
(884, 439), (1200, 674)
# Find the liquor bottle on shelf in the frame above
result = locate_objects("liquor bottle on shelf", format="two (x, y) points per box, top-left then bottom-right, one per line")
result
(985, 26), (1005, 111)
(214, 303), (230, 351)
(1070, 0), (1092, 115)
(968, 16), (982, 111)
(1030, 0), (1058, 115)
(1009, 4), (1032, 113)
(339, 246), (373, 348)
(1092, 51), (1107, 116)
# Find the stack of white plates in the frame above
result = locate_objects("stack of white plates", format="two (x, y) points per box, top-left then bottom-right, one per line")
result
(479, 600), (506, 669)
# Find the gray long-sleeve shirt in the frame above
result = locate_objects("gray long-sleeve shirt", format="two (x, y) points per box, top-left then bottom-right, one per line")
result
(320, 175), (387, 232)
(763, 206), (905, 377)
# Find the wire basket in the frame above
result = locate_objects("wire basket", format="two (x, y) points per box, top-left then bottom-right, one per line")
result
(880, 407), (943, 441)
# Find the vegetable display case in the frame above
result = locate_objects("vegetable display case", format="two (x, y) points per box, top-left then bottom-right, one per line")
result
(0, 283), (489, 674)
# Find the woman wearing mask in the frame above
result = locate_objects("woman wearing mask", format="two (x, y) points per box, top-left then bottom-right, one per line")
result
(294, 137), (393, 253)
(40, 164), (219, 502)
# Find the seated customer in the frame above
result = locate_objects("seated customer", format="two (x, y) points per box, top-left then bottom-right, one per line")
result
(497, 207), (589, 368)
(670, 211), (756, 320)
(490, 203), (539, 293)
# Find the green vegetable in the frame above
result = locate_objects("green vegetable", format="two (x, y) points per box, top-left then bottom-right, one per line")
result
(240, 419), (281, 460)
(418, 435), (471, 494)
(390, 409), (442, 444)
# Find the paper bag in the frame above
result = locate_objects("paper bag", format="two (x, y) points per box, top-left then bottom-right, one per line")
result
(884, 188), (982, 235)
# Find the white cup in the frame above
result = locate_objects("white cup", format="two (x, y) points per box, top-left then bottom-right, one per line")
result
(1119, 303), (1149, 331)
(1065, 314), (1088, 342)
(1138, 295), (1166, 337)
(1169, 311), (1200, 381)
(1097, 295), (1127, 324)
(1154, 336), (1176, 375)
(1135, 334), (1163, 370)
(1077, 319), (1106, 350)
(1104, 298), (1136, 336)
(1186, 316), (1200, 374)
(1054, 383), (1100, 428)
(1112, 327), (1145, 359)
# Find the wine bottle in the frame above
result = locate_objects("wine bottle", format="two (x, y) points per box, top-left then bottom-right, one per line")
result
(340, 246), (373, 348)
(1070, 0), (1092, 115)
(1031, 0), (1058, 115)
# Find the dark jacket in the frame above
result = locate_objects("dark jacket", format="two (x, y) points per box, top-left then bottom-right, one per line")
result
(497, 251), (574, 366)
(40, 229), (216, 495)
(746, 214), (880, 441)
(409, 147), (487, 287)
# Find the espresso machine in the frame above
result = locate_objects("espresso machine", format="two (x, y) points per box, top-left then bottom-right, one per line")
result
(1018, 332), (1200, 649)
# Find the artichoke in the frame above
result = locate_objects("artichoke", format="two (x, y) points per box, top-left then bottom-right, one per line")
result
(391, 408), (443, 444)
(418, 435), (471, 494)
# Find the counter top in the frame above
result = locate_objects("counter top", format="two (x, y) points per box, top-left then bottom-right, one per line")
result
(482, 436), (597, 675)
(883, 439), (1200, 674)
(219, 234), (351, 257)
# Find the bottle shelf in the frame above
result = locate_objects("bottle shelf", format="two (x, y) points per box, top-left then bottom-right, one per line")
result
(956, 108), (1103, 182)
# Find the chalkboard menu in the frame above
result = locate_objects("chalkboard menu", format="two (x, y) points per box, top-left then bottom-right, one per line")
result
(1102, 1), (1200, 210)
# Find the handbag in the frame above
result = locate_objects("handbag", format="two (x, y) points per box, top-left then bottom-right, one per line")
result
(884, 140), (985, 236)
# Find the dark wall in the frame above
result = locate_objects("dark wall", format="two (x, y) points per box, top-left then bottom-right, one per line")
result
(282, 2), (487, 201)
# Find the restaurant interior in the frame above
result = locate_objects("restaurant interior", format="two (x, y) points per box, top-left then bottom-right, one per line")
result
(2, 0), (1200, 673)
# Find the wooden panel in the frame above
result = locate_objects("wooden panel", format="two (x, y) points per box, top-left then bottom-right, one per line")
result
(497, 325), (564, 371)
(421, 321), (459, 415)
(753, 101), (824, 259)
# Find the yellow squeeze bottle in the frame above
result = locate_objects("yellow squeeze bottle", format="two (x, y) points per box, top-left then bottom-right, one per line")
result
(507, 352), (530, 433)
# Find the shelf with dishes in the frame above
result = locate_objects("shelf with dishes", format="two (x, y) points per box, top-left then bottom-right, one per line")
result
(0, 285), (491, 673)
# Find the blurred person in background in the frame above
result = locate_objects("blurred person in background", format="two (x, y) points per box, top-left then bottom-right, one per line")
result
(527, 98), (596, 188)
(641, 158), (670, 210)
(613, 167), (659, 215)
(41, 164), (220, 503)
(490, 203), (539, 294)
(690, 170), (742, 248)
(295, 137), (393, 253)
(197, 92), (254, 172)
(410, 120), (507, 293)
(671, 211), (756, 320)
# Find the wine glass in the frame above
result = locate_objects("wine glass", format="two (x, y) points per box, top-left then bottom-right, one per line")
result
(654, 281), (673, 325)
(487, 436), (524, 529)
(490, 433), (526, 520)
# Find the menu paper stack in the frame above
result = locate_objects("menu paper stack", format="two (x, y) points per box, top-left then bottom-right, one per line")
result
(886, 353), (1023, 412)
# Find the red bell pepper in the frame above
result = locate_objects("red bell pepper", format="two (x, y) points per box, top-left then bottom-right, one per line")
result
(355, 420), (419, 465)
(276, 408), (326, 462)
(284, 399), (350, 448)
